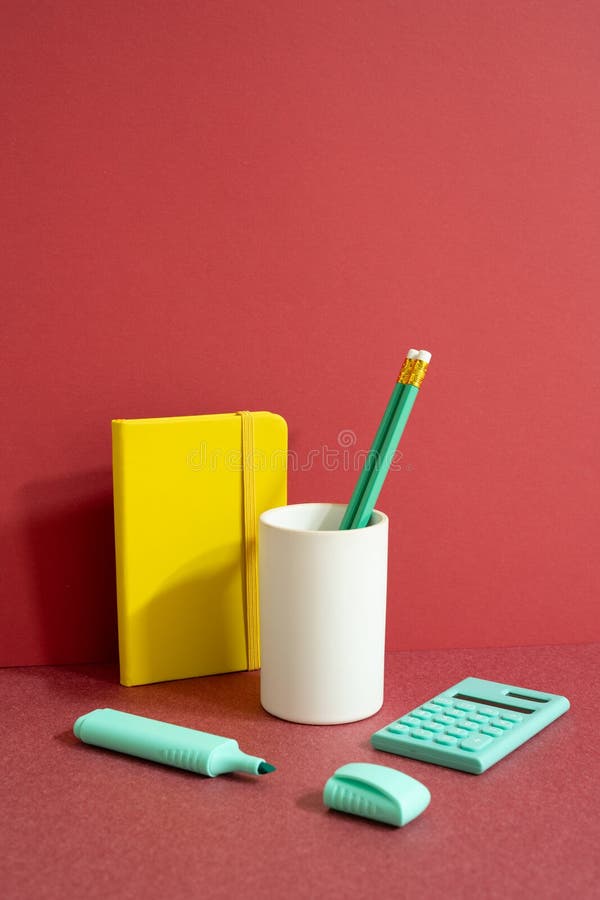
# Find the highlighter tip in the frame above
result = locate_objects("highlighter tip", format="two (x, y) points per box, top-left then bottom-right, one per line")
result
(257, 761), (276, 775)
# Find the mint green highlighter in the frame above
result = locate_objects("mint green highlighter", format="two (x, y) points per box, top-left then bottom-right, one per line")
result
(371, 677), (570, 774)
(74, 709), (276, 777)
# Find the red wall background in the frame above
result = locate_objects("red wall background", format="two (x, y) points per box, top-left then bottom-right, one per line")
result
(2, 1), (599, 666)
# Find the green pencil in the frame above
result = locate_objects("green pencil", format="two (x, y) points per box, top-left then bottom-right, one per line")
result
(350, 349), (431, 529)
(339, 349), (419, 530)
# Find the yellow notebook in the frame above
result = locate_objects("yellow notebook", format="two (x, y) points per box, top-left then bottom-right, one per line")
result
(112, 411), (287, 686)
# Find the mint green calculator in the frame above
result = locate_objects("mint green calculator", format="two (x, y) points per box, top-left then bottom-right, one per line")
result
(371, 677), (570, 774)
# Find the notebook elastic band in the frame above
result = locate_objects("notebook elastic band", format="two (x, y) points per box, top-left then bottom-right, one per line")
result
(237, 411), (260, 670)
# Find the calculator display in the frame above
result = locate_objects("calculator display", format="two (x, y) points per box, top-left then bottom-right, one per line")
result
(452, 692), (535, 714)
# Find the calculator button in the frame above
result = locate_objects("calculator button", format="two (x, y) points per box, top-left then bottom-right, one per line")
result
(489, 719), (512, 730)
(480, 726), (503, 738)
(411, 729), (432, 740)
(454, 700), (476, 712)
(467, 714), (488, 724)
(400, 716), (421, 727)
(454, 720), (478, 732)
(412, 710), (433, 720)
(460, 734), (493, 752)
(477, 706), (499, 717)
(435, 734), (459, 746)
(443, 709), (466, 719)
(446, 726), (468, 738)
(433, 715), (455, 726)
(432, 697), (454, 708)
(422, 722), (444, 733)
(386, 723), (410, 734)
(422, 704), (442, 714)
(501, 712), (523, 722)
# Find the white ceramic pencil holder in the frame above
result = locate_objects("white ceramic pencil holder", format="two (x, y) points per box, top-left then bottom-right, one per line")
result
(258, 502), (389, 725)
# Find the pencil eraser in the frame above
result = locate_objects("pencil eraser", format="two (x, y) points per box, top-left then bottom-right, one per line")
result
(323, 762), (431, 827)
(417, 350), (432, 363)
(407, 348), (419, 358)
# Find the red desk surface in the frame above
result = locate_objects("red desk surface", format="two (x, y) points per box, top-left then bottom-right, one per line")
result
(2, 644), (598, 899)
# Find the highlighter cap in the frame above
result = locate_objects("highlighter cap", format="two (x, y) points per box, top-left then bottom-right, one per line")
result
(323, 762), (430, 827)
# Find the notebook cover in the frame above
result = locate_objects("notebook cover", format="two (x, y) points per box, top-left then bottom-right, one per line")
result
(112, 411), (287, 686)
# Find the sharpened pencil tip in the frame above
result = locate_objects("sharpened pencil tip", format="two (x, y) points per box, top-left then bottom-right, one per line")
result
(257, 761), (276, 774)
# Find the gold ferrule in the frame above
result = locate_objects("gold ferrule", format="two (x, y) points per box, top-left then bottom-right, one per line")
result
(407, 359), (429, 388)
(397, 358), (416, 384)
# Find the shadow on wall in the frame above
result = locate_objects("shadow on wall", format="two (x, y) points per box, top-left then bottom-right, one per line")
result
(19, 470), (118, 665)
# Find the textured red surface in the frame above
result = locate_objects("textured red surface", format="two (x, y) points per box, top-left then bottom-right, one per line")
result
(2, 645), (598, 900)
(2, 2), (600, 664)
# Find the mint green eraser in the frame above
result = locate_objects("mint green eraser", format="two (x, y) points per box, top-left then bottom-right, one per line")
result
(323, 762), (431, 827)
